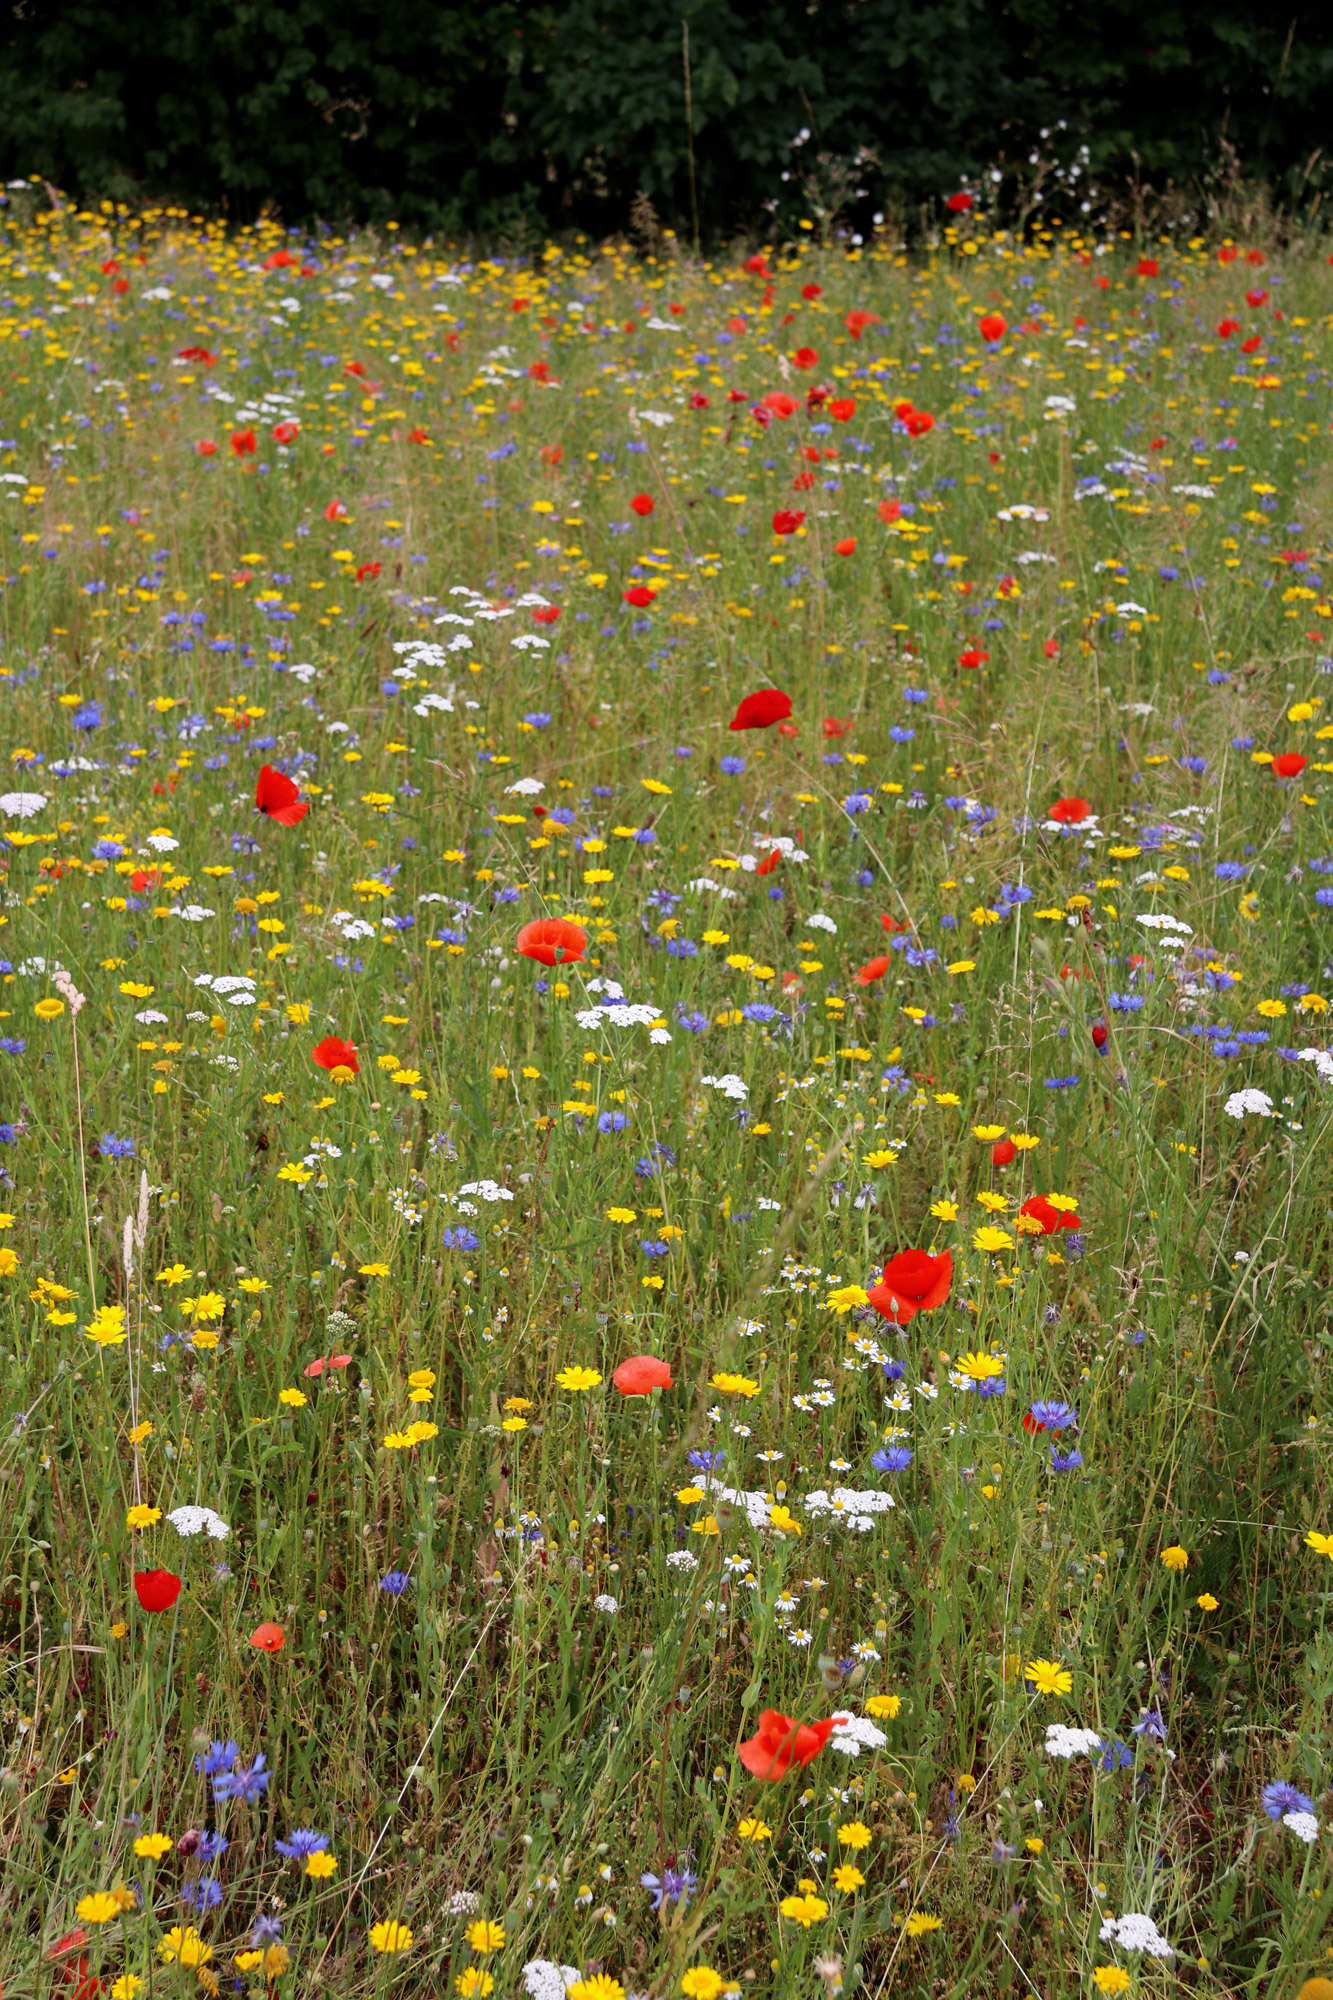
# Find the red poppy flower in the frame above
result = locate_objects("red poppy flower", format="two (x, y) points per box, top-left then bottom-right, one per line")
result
(947, 190), (974, 212)
(1020, 1196), (1079, 1235)
(761, 391), (798, 419)
(854, 955), (890, 986)
(868, 1248), (953, 1325)
(134, 1569), (182, 1614)
(726, 388), (748, 403)
(1092, 1022), (1108, 1049)
(101, 259), (121, 275)
(527, 359), (551, 383)
(255, 764), (310, 826)
(263, 248), (296, 270)
(729, 688), (793, 731)
(1240, 335), (1263, 354)
(738, 1709), (836, 1780)
(113, 277), (130, 295)
(844, 310), (878, 339)
(1273, 752), (1308, 778)
(531, 604), (560, 624)
(356, 561), (382, 582)
(756, 848), (781, 877)
(176, 345), (216, 366)
(880, 913), (905, 933)
(1217, 245), (1239, 264)
(800, 284), (822, 302)
(324, 498), (348, 521)
(834, 537), (857, 556)
(991, 1138), (1016, 1166)
(877, 497), (901, 525)
(250, 1622), (285, 1652)
(1049, 796), (1092, 824)
(772, 509), (805, 536)
(1043, 638), (1061, 660)
(272, 420), (299, 444)
(230, 429), (257, 456)
(688, 391), (710, 409)
(312, 1036), (358, 1076)
(822, 715), (852, 739)
(1245, 249), (1265, 266)
(1246, 288), (1268, 309)
(404, 426), (431, 444)
(304, 1353), (353, 1377)
(196, 440), (217, 457)
(623, 585), (655, 609)
(828, 397), (856, 423)
(612, 1354), (673, 1395)
(630, 494), (655, 516)
(1216, 318), (1239, 338)
(793, 346), (818, 369)
(905, 410), (935, 438)
(979, 312), (1006, 343)
(516, 917), (587, 967)
(959, 647), (989, 670)
(1136, 258), (1159, 278)
(744, 254), (770, 277)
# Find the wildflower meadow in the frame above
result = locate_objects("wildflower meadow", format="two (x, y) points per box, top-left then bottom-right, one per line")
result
(2, 187), (1333, 1999)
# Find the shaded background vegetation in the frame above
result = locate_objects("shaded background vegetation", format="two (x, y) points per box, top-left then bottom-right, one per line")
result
(0, 0), (1330, 240)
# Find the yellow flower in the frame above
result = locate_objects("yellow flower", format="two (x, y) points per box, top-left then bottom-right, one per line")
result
(555, 1365), (602, 1392)
(677, 1486), (706, 1505)
(465, 1919), (505, 1953)
(975, 1190), (1008, 1213)
(278, 1163), (313, 1185)
(832, 1864), (865, 1892)
(737, 1816), (770, 1841)
(1092, 1970), (1131, 1995)
(359, 1261), (390, 1277)
(76, 1890), (123, 1924)
(157, 1263), (191, 1286)
(368, 1919), (414, 1955)
(159, 1926), (211, 1966)
(710, 1372), (759, 1397)
(501, 1416), (527, 1432)
(1304, 1530), (1333, 1560)
(305, 1849), (337, 1878)
(1196, 1592), (1219, 1611)
(605, 1206), (636, 1223)
(824, 1284), (869, 1314)
(568, 1980), (626, 2000)
(1160, 1544), (1189, 1571)
(34, 996), (65, 1021)
(957, 1351), (1005, 1381)
(1025, 1837), (1044, 1855)
(279, 1388), (307, 1409)
(862, 1148), (897, 1169)
(837, 1820), (872, 1849)
(972, 1225), (1014, 1254)
(1256, 998), (1287, 1018)
(183, 1290), (226, 1321)
(0, 1246), (17, 1277)
(110, 1622), (128, 1639)
(455, 1971), (494, 1998)
(85, 1305), (128, 1347)
(125, 1504), (161, 1531)
(1024, 1658), (1073, 1698)
(865, 1694), (901, 1719)
(904, 1913), (943, 1937)
(134, 1832), (173, 1859)
(933, 1091), (962, 1106)
(1011, 1133), (1040, 1149)
(768, 1505), (801, 1537)
(929, 1199), (960, 1222)
(779, 1892), (829, 1928)
(111, 1978), (143, 2000)
(238, 1276), (269, 1294)
(972, 1124), (1006, 1141)
(641, 778), (672, 795)
(681, 1972), (725, 2000)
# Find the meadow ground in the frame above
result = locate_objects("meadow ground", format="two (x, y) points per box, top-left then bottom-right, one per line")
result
(0, 192), (1331, 2000)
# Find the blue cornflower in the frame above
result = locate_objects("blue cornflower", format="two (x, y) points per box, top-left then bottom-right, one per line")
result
(977, 1375), (1007, 1400)
(1045, 1075), (1080, 1090)
(182, 1876), (224, 1912)
(740, 1002), (777, 1023)
(641, 1867), (697, 1910)
(379, 1570), (413, 1595)
(882, 1357), (906, 1381)
(1215, 861), (1248, 881)
(213, 1751), (271, 1805)
(872, 1445), (912, 1473)
(274, 1828), (330, 1859)
(1096, 1737), (1133, 1772)
(250, 1913), (285, 1945)
(665, 937), (698, 958)
(92, 838), (124, 860)
(634, 1156), (659, 1177)
(441, 1226), (480, 1251)
(1107, 992), (1143, 1013)
(1262, 1780), (1314, 1821)
(719, 756), (745, 776)
(1179, 754), (1207, 774)
(888, 725), (915, 745)
(640, 1239), (668, 1258)
(1049, 1447), (1084, 1472)
(492, 885), (520, 904)
(99, 1133), (136, 1159)
(597, 1109), (628, 1133)
(903, 686), (929, 704)
(687, 1449), (724, 1472)
(71, 701), (104, 732)
(0, 1037), (25, 1055)
(197, 1830), (228, 1862)
(524, 711), (552, 728)
(1029, 1400), (1077, 1433)
(195, 1739), (239, 1778)
(843, 790), (873, 814)
(1316, 888), (1333, 908)
(1231, 735), (1256, 750)
(1132, 1709), (1167, 1741)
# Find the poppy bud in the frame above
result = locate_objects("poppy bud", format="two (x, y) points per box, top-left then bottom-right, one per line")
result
(1092, 1022), (1108, 1051)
